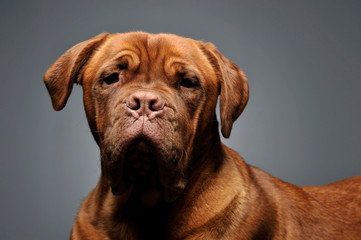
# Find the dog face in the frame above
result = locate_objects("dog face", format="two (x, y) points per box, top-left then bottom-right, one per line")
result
(44, 32), (248, 202)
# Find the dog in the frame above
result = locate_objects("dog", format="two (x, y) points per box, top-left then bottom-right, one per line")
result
(44, 32), (361, 239)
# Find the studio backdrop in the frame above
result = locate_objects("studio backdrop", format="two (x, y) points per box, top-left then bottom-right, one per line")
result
(0, 1), (360, 239)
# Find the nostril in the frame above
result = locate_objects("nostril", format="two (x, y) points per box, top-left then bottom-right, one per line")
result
(126, 96), (141, 110)
(149, 98), (165, 112)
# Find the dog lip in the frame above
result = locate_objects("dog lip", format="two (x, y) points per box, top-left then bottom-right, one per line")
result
(125, 136), (159, 153)
(126, 137), (156, 152)
(124, 138), (158, 176)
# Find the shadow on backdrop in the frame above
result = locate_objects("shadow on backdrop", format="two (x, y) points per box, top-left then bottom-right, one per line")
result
(0, 0), (360, 239)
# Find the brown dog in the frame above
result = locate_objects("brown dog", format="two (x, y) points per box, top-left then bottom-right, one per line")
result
(44, 32), (361, 240)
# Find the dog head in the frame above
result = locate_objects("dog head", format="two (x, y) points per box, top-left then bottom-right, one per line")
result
(44, 32), (248, 202)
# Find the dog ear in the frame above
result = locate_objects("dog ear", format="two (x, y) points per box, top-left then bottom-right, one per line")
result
(43, 33), (109, 111)
(200, 42), (249, 138)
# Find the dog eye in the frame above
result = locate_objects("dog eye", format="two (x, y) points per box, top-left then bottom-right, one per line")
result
(180, 78), (197, 88)
(103, 73), (119, 85)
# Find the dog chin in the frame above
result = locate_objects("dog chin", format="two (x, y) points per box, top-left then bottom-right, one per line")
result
(108, 137), (187, 203)
(125, 138), (158, 177)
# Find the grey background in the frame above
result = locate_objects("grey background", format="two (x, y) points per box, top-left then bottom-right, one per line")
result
(1, 0), (360, 239)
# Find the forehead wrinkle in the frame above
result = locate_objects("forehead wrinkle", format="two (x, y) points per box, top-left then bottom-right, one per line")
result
(148, 34), (195, 62)
(146, 35), (173, 83)
(146, 34), (161, 63)
(109, 43), (142, 57)
(98, 33), (209, 83)
(108, 33), (154, 78)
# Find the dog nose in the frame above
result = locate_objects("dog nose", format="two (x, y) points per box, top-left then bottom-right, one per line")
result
(126, 91), (165, 118)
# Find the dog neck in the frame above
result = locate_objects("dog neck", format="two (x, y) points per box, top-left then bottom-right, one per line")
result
(86, 121), (248, 239)
(169, 143), (250, 239)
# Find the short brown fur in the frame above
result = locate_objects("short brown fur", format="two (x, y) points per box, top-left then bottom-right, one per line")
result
(44, 32), (361, 240)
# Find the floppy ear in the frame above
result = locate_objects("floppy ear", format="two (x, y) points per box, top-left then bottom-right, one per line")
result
(43, 33), (109, 111)
(200, 42), (249, 138)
